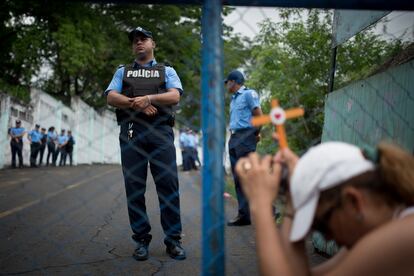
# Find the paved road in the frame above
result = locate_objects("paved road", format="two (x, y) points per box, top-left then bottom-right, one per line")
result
(0, 165), (259, 275)
(0, 165), (325, 275)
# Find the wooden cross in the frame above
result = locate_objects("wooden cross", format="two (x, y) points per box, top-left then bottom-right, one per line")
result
(251, 99), (304, 149)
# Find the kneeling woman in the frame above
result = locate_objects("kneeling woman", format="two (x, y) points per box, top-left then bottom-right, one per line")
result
(236, 142), (414, 276)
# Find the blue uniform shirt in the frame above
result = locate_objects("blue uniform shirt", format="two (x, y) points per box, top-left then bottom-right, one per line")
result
(105, 59), (183, 95)
(47, 131), (57, 143)
(179, 132), (190, 148)
(187, 134), (196, 148)
(41, 133), (47, 142)
(28, 129), (42, 143)
(10, 127), (25, 138)
(229, 86), (260, 131)
(58, 135), (68, 145)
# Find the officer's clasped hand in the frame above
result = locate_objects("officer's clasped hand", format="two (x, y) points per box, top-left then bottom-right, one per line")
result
(142, 105), (158, 116)
(129, 96), (151, 110)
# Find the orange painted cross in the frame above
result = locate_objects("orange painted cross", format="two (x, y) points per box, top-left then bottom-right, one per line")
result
(251, 99), (304, 149)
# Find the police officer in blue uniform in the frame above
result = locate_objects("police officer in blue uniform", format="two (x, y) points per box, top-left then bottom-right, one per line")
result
(38, 127), (47, 166)
(28, 124), (43, 168)
(179, 128), (191, 171)
(224, 70), (263, 226)
(46, 126), (58, 166)
(9, 120), (25, 168)
(105, 26), (185, 261)
(65, 130), (75, 166)
(57, 129), (68, 166)
(187, 129), (197, 170)
(191, 130), (202, 168)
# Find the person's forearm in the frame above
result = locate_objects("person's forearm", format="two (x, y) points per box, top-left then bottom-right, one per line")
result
(280, 197), (310, 276)
(252, 107), (263, 117)
(148, 89), (180, 106)
(251, 204), (295, 276)
(107, 91), (133, 109)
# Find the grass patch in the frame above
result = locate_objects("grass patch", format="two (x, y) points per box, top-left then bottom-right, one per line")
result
(224, 174), (237, 199)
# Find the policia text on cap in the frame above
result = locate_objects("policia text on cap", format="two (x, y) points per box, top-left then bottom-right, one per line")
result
(105, 27), (186, 261)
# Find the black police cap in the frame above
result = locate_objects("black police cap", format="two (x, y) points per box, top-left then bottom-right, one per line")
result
(224, 70), (245, 85)
(35, 124), (40, 128)
(15, 119), (21, 124)
(128, 26), (153, 42)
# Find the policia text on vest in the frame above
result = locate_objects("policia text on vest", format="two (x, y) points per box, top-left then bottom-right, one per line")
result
(126, 69), (160, 78)
(116, 63), (175, 126)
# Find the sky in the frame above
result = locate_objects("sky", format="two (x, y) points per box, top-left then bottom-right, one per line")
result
(223, 7), (281, 38)
(223, 7), (414, 42)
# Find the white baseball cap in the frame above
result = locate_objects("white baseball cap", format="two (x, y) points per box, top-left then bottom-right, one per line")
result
(289, 142), (375, 242)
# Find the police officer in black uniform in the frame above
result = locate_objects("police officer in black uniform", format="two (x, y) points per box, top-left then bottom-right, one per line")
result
(105, 26), (185, 261)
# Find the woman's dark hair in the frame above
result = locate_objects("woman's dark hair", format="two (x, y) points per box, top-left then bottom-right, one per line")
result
(377, 142), (414, 205)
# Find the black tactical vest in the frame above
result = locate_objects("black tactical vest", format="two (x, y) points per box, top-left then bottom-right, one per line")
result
(115, 63), (174, 126)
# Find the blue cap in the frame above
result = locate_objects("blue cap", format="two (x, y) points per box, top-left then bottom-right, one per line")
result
(224, 70), (245, 85)
(128, 26), (153, 42)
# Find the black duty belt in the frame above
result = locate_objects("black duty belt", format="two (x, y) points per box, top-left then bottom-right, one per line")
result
(230, 128), (255, 135)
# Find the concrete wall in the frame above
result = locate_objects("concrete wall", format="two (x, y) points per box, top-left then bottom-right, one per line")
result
(0, 88), (193, 169)
(0, 93), (35, 168)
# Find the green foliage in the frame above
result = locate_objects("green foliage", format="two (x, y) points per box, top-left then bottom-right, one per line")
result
(224, 175), (237, 199)
(1, 2), (249, 123)
(0, 0), (46, 103)
(248, 9), (401, 153)
(3, 3), (399, 142)
(0, 79), (30, 103)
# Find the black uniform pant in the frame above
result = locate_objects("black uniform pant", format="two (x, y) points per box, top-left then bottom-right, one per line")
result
(194, 148), (201, 167)
(30, 142), (41, 167)
(58, 147), (67, 166)
(10, 140), (23, 168)
(119, 122), (182, 245)
(38, 144), (46, 165)
(190, 148), (198, 169)
(182, 146), (193, 171)
(228, 129), (257, 222)
(46, 142), (56, 166)
(66, 150), (73, 166)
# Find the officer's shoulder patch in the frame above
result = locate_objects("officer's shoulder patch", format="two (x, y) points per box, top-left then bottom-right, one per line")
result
(250, 90), (259, 99)
(163, 62), (172, 67)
